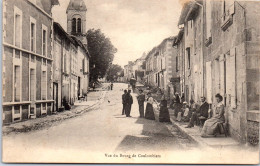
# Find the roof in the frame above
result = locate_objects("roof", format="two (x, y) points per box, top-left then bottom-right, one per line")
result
(66, 0), (87, 13)
(178, 0), (202, 26)
(173, 28), (184, 46)
(70, 35), (90, 58)
(54, 22), (74, 43)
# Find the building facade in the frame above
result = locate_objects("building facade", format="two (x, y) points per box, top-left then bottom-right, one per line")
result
(177, 0), (260, 144)
(2, 0), (59, 123)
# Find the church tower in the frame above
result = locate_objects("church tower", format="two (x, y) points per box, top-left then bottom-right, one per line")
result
(66, 0), (87, 38)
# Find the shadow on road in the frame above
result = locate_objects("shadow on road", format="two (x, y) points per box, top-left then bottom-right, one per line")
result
(115, 117), (185, 152)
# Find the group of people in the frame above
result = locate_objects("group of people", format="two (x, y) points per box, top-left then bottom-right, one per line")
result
(121, 85), (225, 137)
(122, 89), (171, 123)
(122, 89), (133, 117)
(171, 93), (225, 137)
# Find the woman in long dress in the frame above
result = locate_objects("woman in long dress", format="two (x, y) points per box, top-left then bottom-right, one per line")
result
(201, 94), (225, 137)
(159, 95), (171, 122)
(145, 93), (156, 120)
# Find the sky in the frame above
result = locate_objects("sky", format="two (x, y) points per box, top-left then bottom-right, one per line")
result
(52, 0), (183, 67)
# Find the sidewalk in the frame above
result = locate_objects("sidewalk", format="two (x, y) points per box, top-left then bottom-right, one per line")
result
(152, 101), (240, 148)
(2, 91), (107, 136)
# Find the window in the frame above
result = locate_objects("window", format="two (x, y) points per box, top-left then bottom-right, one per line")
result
(14, 66), (21, 102)
(72, 18), (76, 33)
(186, 48), (191, 69)
(30, 17), (36, 52)
(41, 71), (47, 100)
(42, 25), (47, 56)
(77, 18), (81, 33)
(14, 7), (22, 47)
(30, 69), (36, 101)
(176, 56), (179, 72)
(206, 0), (212, 38)
(82, 58), (85, 72)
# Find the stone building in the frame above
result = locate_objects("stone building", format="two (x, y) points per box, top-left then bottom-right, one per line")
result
(177, 0), (260, 144)
(2, 0), (59, 123)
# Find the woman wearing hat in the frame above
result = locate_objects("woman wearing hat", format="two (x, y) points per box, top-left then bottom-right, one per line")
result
(201, 93), (225, 137)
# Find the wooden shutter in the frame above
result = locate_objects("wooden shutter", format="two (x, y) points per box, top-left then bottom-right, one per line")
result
(219, 54), (225, 99)
(206, 61), (212, 103)
(230, 48), (236, 108)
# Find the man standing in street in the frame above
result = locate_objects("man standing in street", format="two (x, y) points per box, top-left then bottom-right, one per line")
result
(185, 97), (209, 128)
(122, 90), (127, 115)
(125, 90), (133, 117)
(137, 90), (145, 118)
(110, 82), (113, 90)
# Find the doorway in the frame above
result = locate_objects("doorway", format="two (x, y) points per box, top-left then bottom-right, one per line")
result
(78, 77), (81, 99)
(53, 83), (58, 112)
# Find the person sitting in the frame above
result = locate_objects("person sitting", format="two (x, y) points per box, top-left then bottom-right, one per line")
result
(201, 94), (225, 137)
(177, 101), (186, 122)
(185, 97), (209, 128)
(173, 95), (182, 118)
(182, 103), (191, 122)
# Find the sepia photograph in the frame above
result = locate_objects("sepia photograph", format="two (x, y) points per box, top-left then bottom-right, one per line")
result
(1, 0), (260, 164)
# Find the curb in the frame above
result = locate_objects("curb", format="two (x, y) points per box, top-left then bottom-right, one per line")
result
(169, 117), (205, 147)
(3, 91), (107, 136)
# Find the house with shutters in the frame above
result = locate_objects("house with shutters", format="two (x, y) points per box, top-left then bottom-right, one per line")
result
(177, 0), (260, 145)
(2, 0), (59, 124)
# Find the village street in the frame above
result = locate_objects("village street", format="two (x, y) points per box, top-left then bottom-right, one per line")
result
(2, 83), (196, 163)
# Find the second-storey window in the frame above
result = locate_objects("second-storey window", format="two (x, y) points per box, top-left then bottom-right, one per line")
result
(14, 10), (22, 47)
(30, 17), (36, 52)
(42, 25), (47, 56)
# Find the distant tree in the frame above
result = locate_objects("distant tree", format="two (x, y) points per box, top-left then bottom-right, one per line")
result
(106, 64), (123, 82)
(86, 29), (117, 83)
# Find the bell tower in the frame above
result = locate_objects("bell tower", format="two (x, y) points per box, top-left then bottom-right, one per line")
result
(66, 0), (87, 36)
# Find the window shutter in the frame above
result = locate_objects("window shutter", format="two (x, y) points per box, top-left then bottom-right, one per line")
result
(206, 61), (212, 103)
(230, 48), (236, 108)
(219, 54), (225, 98)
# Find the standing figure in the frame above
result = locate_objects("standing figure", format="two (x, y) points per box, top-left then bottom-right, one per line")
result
(110, 82), (113, 90)
(159, 95), (171, 122)
(122, 90), (127, 115)
(137, 90), (145, 118)
(144, 93), (156, 120)
(201, 94), (225, 137)
(125, 90), (133, 117)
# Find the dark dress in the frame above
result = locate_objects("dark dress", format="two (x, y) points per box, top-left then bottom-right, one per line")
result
(159, 99), (171, 122)
(145, 97), (155, 120)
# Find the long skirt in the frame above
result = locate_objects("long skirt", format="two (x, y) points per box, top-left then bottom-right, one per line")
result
(145, 103), (155, 120)
(201, 117), (224, 136)
(159, 106), (171, 122)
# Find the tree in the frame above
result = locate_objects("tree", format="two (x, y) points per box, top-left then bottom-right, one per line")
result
(106, 64), (123, 82)
(86, 29), (117, 83)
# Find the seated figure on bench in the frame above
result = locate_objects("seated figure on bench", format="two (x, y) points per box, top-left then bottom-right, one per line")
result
(185, 97), (209, 128)
(201, 94), (225, 137)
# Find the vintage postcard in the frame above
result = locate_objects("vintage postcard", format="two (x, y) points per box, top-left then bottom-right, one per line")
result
(1, 0), (260, 164)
